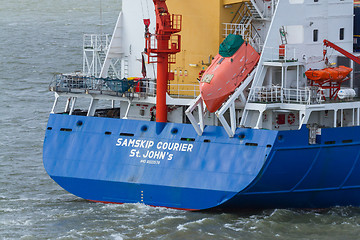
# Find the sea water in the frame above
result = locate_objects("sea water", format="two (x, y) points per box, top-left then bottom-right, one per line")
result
(1, 0), (360, 239)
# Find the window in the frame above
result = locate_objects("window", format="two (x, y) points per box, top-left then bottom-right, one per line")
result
(313, 29), (318, 42)
(340, 28), (344, 40)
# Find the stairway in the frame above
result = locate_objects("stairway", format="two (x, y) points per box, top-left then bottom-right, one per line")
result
(244, 0), (263, 20)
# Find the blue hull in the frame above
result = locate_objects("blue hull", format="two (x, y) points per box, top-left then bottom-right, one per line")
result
(43, 114), (360, 210)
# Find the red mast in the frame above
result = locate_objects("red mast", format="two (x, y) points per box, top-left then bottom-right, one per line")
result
(144, 0), (182, 123)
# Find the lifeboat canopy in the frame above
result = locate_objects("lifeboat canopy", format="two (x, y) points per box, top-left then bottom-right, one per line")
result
(200, 34), (259, 113)
(219, 34), (244, 57)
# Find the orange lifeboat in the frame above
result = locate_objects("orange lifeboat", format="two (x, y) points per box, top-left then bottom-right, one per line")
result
(200, 35), (260, 113)
(305, 66), (352, 83)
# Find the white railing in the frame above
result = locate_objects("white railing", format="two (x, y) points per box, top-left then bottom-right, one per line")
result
(223, 23), (250, 38)
(283, 87), (311, 104)
(249, 85), (281, 102)
(249, 86), (311, 104)
(83, 34), (111, 51)
(261, 46), (298, 62)
(248, 0), (278, 19)
(168, 84), (200, 98)
(223, 23), (262, 52)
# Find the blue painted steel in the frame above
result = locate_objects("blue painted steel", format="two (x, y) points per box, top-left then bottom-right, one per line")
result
(43, 114), (276, 210)
(43, 114), (360, 210)
(221, 126), (360, 209)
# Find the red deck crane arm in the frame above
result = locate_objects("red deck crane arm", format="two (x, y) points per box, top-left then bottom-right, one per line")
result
(152, 0), (171, 35)
(323, 39), (360, 65)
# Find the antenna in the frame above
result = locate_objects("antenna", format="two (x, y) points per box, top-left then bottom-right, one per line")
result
(100, 0), (103, 36)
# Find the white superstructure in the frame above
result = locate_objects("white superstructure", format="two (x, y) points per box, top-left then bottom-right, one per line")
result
(50, 0), (360, 144)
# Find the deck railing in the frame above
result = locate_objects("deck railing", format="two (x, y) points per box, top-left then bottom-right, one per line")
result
(168, 83), (200, 98)
(49, 74), (199, 99)
(261, 45), (298, 62)
(223, 23), (262, 52)
(249, 86), (311, 104)
(83, 34), (111, 51)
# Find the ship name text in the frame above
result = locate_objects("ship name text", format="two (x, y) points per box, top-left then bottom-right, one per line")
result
(116, 138), (193, 152)
(116, 138), (194, 165)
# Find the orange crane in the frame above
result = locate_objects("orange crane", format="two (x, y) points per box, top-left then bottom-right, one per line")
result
(323, 39), (360, 65)
(144, 0), (182, 123)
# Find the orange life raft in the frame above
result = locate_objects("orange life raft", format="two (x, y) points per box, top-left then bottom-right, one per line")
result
(305, 66), (352, 83)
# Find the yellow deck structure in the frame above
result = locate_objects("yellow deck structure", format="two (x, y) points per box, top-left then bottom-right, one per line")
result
(166, 0), (250, 96)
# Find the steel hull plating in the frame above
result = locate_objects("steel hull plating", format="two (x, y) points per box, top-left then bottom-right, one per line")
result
(43, 114), (360, 210)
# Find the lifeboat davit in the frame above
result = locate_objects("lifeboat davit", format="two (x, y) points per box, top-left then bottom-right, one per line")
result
(200, 34), (260, 113)
(305, 66), (352, 83)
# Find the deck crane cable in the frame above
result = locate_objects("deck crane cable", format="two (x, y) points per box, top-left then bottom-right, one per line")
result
(140, 0), (156, 80)
(145, 0), (150, 19)
(140, 0), (150, 22)
(323, 44), (335, 67)
(140, 0), (150, 33)
(149, 0), (156, 81)
(140, 0), (145, 19)
(140, 0), (146, 78)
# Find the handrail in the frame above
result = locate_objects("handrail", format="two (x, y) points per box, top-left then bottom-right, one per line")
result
(83, 34), (111, 51)
(249, 86), (311, 104)
(261, 46), (298, 62)
(223, 22), (262, 52)
(49, 74), (199, 99)
(168, 83), (200, 98)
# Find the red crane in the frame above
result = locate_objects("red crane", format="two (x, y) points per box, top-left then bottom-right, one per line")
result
(144, 0), (182, 123)
(323, 39), (360, 65)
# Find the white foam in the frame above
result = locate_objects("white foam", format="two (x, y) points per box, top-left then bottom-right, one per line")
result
(148, 215), (187, 226)
(111, 233), (125, 240)
(177, 224), (187, 231)
(224, 223), (244, 232)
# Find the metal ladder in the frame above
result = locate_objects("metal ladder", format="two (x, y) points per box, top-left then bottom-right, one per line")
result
(279, 26), (288, 44)
(245, 0), (264, 20)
